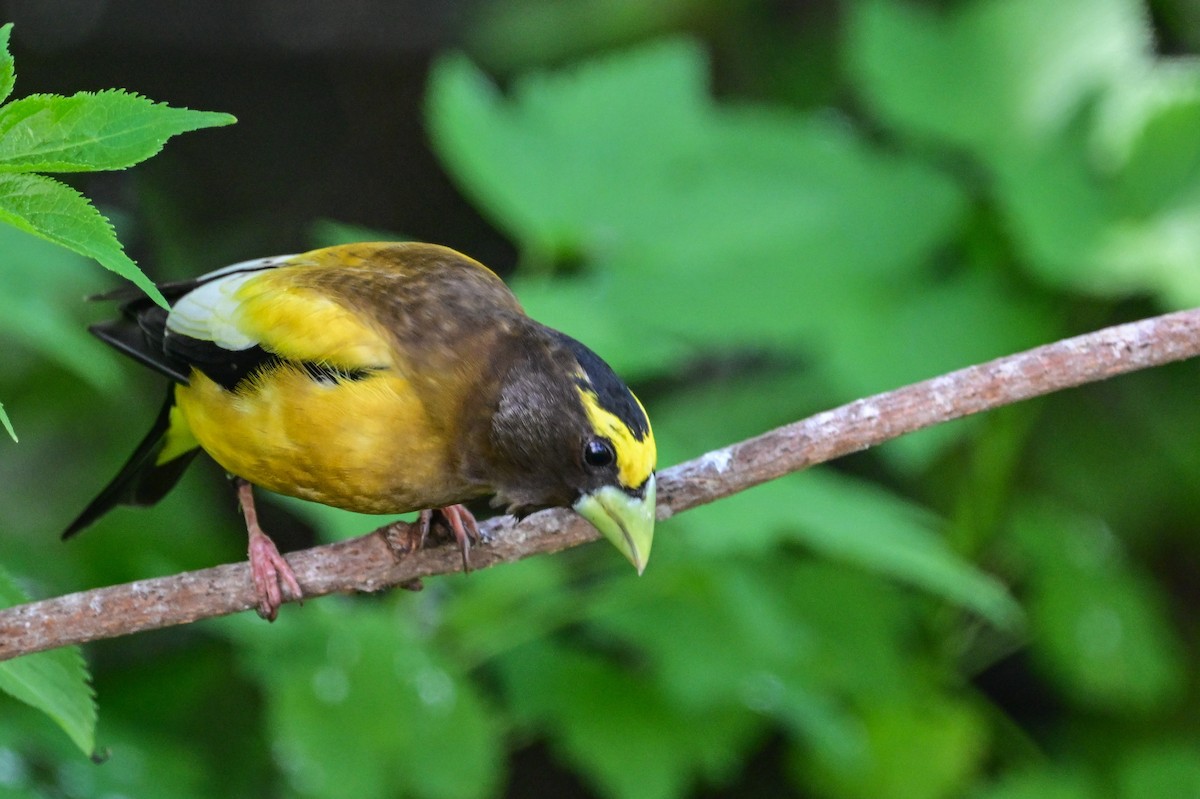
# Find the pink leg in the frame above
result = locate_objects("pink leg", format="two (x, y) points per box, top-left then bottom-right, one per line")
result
(237, 479), (302, 621)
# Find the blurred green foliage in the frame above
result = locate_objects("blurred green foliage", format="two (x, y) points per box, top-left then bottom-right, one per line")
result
(2, 0), (1200, 797)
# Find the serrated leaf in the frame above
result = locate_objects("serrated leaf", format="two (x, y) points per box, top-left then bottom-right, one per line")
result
(0, 23), (14, 105)
(0, 565), (96, 756)
(0, 90), (235, 173)
(0, 171), (166, 307)
(0, 400), (14, 441)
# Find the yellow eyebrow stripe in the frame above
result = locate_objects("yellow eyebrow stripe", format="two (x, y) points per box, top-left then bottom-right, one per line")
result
(577, 386), (656, 490)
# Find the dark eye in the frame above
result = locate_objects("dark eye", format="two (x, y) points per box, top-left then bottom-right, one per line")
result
(583, 438), (616, 469)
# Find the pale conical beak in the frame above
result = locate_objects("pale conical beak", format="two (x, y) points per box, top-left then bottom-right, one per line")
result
(573, 475), (656, 574)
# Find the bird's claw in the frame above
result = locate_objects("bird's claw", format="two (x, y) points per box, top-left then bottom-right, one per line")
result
(430, 504), (481, 572)
(380, 505), (482, 573)
(248, 530), (302, 621)
(382, 518), (423, 557)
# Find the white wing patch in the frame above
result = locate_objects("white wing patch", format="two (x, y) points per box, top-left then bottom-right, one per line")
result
(166, 255), (296, 351)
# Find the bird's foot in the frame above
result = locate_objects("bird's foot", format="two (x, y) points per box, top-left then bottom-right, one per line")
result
(423, 504), (482, 572)
(381, 505), (482, 573)
(237, 478), (302, 621)
(373, 523), (427, 591)
(248, 530), (303, 621)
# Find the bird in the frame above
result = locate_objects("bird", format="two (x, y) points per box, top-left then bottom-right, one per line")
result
(63, 242), (657, 620)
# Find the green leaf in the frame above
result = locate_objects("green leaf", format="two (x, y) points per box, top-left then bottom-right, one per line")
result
(0, 90), (235, 173)
(0, 701), (213, 798)
(0, 23), (14, 105)
(681, 470), (1023, 629)
(847, 0), (1200, 306)
(1034, 564), (1185, 710)
(1012, 503), (1186, 711)
(798, 698), (988, 799)
(847, 0), (1148, 156)
(428, 39), (973, 442)
(0, 565), (96, 756)
(648, 366), (825, 479)
(1111, 82), (1200, 217)
(585, 559), (899, 767)
(591, 107), (965, 349)
(590, 560), (816, 708)
(1118, 742), (1200, 799)
(227, 600), (502, 799)
(466, 0), (692, 71)
(429, 40), (964, 309)
(428, 39), (712, 263)
(0, 171), (166, 307)
(0, 400), (14, 441)
(440, 556), (573, 668)
(975, 770), (1101, 799)
(820, 267), (1057, 469)
(499, 640), (761, 799)
(511, 272), (692, 380)
(0, 224), (121, 389)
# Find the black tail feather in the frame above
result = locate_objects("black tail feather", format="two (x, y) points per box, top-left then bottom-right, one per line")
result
(89, 318), (192, 385)
(62, 390), (200, 539)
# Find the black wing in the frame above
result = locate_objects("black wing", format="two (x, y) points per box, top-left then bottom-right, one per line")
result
(89, 264), (286, 389)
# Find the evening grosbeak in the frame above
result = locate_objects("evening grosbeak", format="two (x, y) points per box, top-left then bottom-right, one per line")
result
(64, 242), (657, 619)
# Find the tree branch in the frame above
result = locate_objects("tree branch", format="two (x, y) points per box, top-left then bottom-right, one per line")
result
(3, 308), (1199, 661)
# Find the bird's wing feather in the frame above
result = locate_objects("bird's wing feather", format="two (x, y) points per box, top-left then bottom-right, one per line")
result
(216, 266), (396, 368)
(89, 314), (192, 384)
(97, 242), (512, 390)
(160, 255), (395, 390)
(84, 255), (299, 385)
